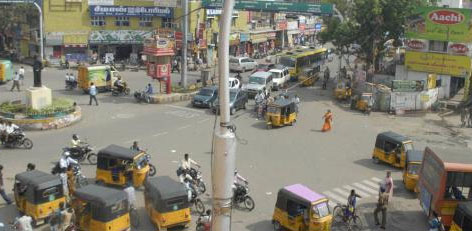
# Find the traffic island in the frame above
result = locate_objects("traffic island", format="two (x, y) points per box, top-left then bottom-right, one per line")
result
(148, 83), (203, 104)
(0, 98), (82, 130)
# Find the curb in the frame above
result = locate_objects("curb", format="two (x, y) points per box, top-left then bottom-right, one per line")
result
(149, 92), (198, 104)
(0, 106), (82, 131)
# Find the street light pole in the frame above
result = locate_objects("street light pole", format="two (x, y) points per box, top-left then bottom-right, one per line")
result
(33, 2), (43, 61)
(211, 0), (236, 230)
(181, 0), (188, 88)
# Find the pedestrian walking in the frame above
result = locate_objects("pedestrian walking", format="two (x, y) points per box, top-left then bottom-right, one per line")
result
(89, 82), (98, 106)
(14, 215), (33, 231)
(10, 71), (21, 91)
(321, 109), (333, 132)
(374, 187), (389, 229)
(19, 66), (25, 85)
(0, 165), (13, 205)
(49, 206), (62, 231)
(461, 107), (468, 128)
(382, 171), (394, 201)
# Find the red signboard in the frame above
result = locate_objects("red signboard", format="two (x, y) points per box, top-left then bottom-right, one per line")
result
(157, 64), (171, 78)
(143, 47), (175, 56)
(449, 43), (469, 54)
(407, 40), (426, 50)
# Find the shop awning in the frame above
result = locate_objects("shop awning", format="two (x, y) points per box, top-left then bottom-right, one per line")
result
(64, 34), (88, 47)
(89, 30), (153, 44)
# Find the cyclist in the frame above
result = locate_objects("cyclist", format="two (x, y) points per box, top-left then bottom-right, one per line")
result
(346, 189), (362, 219)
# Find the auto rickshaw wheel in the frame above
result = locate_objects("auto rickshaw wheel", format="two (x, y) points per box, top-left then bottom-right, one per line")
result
(267, 124), (272, 129)
(96, 180), (105, 186)
(148, 164), (157, 176)
(372, 157), (380, 164)
(273, 221), (282, 231)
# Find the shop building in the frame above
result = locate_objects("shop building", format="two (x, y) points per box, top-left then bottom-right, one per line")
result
(398, 6), (472, 101)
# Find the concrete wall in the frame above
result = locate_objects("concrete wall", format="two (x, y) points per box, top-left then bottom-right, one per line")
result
(395, 65), (451, 99)
(390, 88), (439, 112)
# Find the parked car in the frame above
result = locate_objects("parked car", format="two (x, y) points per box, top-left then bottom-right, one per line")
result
(212, 89), (248, 115)
(229, 77), (241, 89)
(244, 71), (273, 98)
(192, 86), (218, 108)
(229, 57), (258, 72)
(252, 63), (275, 73)
(269, 67), (290, 90)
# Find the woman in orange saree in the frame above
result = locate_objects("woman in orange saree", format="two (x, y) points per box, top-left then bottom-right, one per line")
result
(321, 109), (333, 132)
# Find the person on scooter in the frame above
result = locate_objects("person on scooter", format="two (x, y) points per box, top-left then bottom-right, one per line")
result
(69, 134), (82, 155)
(0, 120), (6, 144)
(114, 76), (125, 93)
(59, 151), (78, 196)
(130, 141), (141, 152)
(5, 122), (19, 144)
(233, 169), (248, 191)
(145, 83), (153, 95)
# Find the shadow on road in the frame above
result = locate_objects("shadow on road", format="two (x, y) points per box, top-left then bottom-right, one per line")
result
(353, 158), (403, 172)
(246, 220), (272, 231)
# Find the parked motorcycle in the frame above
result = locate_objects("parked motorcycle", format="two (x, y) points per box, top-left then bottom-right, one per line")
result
(188, 167), (206, 194)
(134, 90), (151, 103)
(64, 143), (97, 165)
(233, 182), (255, 211)
(3, 129), (33, 149)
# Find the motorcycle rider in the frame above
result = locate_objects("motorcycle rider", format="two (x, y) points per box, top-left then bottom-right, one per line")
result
(181, 153), (200, 171)
(0, 120), (6, 144)
(5, 121), (19, 144)
(145, 83), (153, 95)
(130, 141), (141, 152)
(59, 151), (78, 197)
(114, 76), (125, 93)
(346, 189), (361, 219)
(255, 90), (265, 115)
(70, 134), (82, 155)
(26, 163), (35, 171)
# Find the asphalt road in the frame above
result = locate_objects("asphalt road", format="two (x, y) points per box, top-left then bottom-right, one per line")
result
(1, 59), (469, 231)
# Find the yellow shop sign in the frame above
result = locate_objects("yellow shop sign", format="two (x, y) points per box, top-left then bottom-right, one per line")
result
(405, 51), (471, 77)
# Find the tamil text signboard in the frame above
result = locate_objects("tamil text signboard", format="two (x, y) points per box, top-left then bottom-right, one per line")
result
(89, 5), (173, 17)
(202, 0), (333, 15)
(405, 51), (471, 77)
(406, 7), (472, 43)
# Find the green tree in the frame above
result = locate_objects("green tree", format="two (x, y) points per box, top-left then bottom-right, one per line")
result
(0, 4), (37, 51)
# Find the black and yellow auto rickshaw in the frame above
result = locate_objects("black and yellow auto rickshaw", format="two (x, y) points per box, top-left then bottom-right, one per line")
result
(95, 144), (156, 188)
(403, 150), (423, 192)
(272, 184), (332, 231)
(266, 97), (297, 129)
(350, 92), (372, 114)
(334, 81), (352, 101)
(13, 170), (66, 226)
(299, 65), (320, 87)
(451, 201), (472, 231)
(144, 176), (191, 230)
(72, 184), (130, 231)
(372, 131), (414, 168)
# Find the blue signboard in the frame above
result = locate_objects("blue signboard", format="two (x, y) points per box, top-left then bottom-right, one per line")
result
(89, 5), (173, 17)
(315, 23), (322, 30)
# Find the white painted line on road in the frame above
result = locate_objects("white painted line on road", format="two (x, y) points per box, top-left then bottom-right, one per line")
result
(153, 132), (168, 137)
(177, 125), (191, 130)
(362, 180), (380, 190)
(171, 160), (178, 164)
(171, 150), (176, 153)
(198, 118), (210, 124)
(353, 182), (378, 195)
(265, 192), (272, 195)
(165, 104), (204, 113)
(343, 185), (369, 198)
(323, 190), (347, 205)
(371, 177), (382, 182)
(333, 188), (351, 198)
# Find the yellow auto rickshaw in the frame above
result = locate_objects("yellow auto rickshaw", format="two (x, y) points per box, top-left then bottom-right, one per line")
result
(266, 97), (297, 129)
(299, 66), (320, 87)
(403, 150), (423, 192)
(372, 131), (414, 168)
(13, 170), (66, 226)
(144, 176), (191, 230)
(273, 184), (332, 231)
(96, 144), (156, 188)
(334, 81), (352, 101)
(450, 201), (472, 231)
(350, 93), (372, 113)
(72, 184), (130, 231)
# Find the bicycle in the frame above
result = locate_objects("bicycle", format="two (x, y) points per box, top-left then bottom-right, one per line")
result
(332, 203), (363, 231)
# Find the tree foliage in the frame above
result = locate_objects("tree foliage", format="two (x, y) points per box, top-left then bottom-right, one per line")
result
(320, 0), (427, 70)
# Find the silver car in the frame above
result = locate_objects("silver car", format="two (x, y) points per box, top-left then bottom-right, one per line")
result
(229, 57), (258, 72)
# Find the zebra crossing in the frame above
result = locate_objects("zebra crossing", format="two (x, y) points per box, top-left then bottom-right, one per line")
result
(323, 177), (383, 209)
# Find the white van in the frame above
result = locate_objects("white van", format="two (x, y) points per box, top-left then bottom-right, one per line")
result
(244, 71), (273, 98)
(269, 67), (290, 90)
(229, 57), (258, 72)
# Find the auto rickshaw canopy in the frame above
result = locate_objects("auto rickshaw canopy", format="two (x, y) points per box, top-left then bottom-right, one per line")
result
(275, 184), (327, 210)
(74, 184), (128, 207)
(15, 170), (62, 191)
(144, 176), (189, 213)
(98, 144), (141, 161)
(406, 150), (423, 164)
(375, 131), (411, 149)
(454, 202), (472, 228)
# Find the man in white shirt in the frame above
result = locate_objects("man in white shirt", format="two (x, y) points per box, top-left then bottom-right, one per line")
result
(14, 215), (33, 231)
(233, 169), (248, 190)
(10, 71), (21, 91)
(0, 120), (6, 144)
(181, 153), (200, 170)
(5, 122), (19, 143)
(18, 66), (25, 85)
(124, 184), (136, 209)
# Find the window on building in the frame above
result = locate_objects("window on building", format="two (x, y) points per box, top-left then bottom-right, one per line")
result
(231, 18), (236, 27)
(162, 17), (172, 28)
(429, 41), (447, 52)
(115, 16), (130, 27)
(91, 16), (106, 26)
(139, 17), (152, 27)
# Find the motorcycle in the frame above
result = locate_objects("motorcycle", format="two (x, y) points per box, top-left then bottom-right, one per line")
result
(3, 129), (33, 149)
(188, 167), (206, 194)
(64, 143), (97, 165)
(134, 90), (151, 103)
(70, 164), (88, 188)
(185, 179), (205, 215)
(233, 182), (255, 211)
(144, 153), (157, 176)
(195, 215), (211, 231)
(111, 82), (130, 96)
(65, 80), (77, 90)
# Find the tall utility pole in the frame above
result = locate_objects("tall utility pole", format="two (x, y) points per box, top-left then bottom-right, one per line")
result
(211, 0), (236, 230)
(181, 0), (188, 88)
